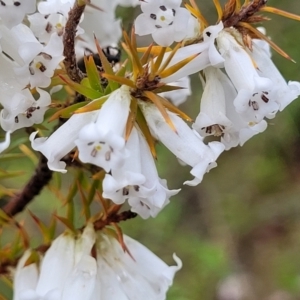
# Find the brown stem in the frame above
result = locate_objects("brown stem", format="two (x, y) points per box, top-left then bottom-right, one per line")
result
(2, 154), (53, 217)
(223, 0), (268, 28)
(94, 210), (138, 230)
(63, 1), (85, 83)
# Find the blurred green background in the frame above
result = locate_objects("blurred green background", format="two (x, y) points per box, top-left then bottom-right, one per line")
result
(2, 0), (300, 299)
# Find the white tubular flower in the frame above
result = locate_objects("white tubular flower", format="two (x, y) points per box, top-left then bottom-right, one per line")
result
(14, 225), (181, 300)
(14, 32), (64, 88)
(93, 231), (182, 300)
(102, 127), (154, 205)
(217, 69), (268, 149)
(0, 24), (26, 64)
(159, 76), (191, 106)
(193, 67), (232, 137)
(13, 250), (39, 300)
(0, 0), (36, 28)
(14, 225), (97, 300)
(103, 127), (179, 219)
(29, 0), (83, 43)
(0, 131), (10, 153)
(75, 86), (131, 172)
(251, 39), (300, 111)
(216, 29), (278, 122)
(0, 54), (23, 104)
(183, 15), (201, 43)
(81, 0), (122, 47)
(140, 103), (225, 186)
(1, 88), (51, 132)
(162, 22), (224, 83)
(129, 128), (179, 218)
(135, 0), (191, 47)
(30, 111), (97, 173)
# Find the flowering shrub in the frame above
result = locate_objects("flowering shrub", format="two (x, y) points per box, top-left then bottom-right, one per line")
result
(0, 0), (300, 299)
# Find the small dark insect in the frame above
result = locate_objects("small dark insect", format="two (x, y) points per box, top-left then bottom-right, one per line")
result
(77, 46), (121, 74)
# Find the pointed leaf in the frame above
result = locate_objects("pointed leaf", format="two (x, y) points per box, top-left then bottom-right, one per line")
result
(260, 6), (300, 21)
(158, 42), (181, 74)
(157, 94), (193, 122)
(152, 84), (185, 94)
(140, 43), (154, 65)
(151, 47), (167, 78)
(84, 55), (102, 92)
(238, 22), (295, 62)
(136, 106), (157, 158)
(77, 181), (90, 220)
(59, 75), (103, 99)
(123, 30), (143, 75)
(19, 144), (38, 164)
(48, 102), (88, 122)
(137, 46), (172, 56)
(125, 97), (138, 141)
(0, 153), (25, 161)
(94, 35), (119, 91)
(101, 73), (135, 88)
(160, 53), (200, 78)
(54, 215), (75, 232)
(213, 0), (223, 21)
(74, 94), (109, 113)
(0, 171), (25, 180)
(87, 179), (99, 205)
(143, 91), (176, 132)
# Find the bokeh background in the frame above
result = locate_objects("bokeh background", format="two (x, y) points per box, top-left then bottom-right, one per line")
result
(1, 0), (300, 299)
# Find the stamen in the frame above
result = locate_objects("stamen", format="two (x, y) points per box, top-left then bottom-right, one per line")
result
(159, 5), (166, 11)
(29, 65), (35, 75)
(40, 52), (52, 60)
(123, 188), (129, 196)
(251, 101), (259, 110)
(105, 151), (111, 161)
(261, 94), (269, 103)
(91, 148), (98, 157)
(25, 107), (37, 118)
(35, 62), (47, 72)
(204, 125), (225, 136)
(150, 13), (156, 20)
(45, 22), (53, 33)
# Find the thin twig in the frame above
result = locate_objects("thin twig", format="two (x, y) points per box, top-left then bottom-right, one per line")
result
(93, 210), (138, 230)
(223, 0), (268, 27)
(63, 0), (85, 82)
(2, 154), (53, 217)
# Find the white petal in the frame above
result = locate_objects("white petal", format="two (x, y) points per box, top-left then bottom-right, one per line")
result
(0, 131), (10, 153)
(62, 255), (97, 300)
(35, 233), (76, 295)
(13, 250), (39, 300)
(30, 111), (97, 173)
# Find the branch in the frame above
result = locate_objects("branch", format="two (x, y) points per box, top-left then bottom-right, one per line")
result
(93, 210), (138, 230)
(223, 0), (268, 28)
(63, 0), (85, 83)
(2, 154), (53, 217)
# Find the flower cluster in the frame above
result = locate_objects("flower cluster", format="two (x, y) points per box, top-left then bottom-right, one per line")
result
(1, 0), (300, 298)
(14, 224), (181, 300)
